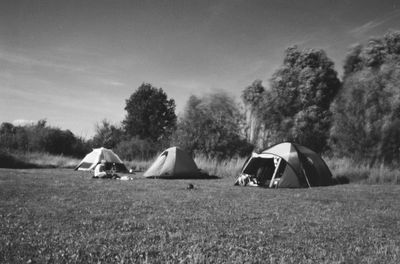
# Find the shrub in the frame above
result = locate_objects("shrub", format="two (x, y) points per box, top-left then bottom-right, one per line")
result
(114, 137), (159, 161)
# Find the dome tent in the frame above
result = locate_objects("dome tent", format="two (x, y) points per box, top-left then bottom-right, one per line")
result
(74, 147), (128, 172)
(144, 147), (200, 178)
(235, 142), (332, 188)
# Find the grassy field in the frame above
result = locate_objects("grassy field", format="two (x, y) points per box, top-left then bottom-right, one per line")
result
(1, 168), (399, 263)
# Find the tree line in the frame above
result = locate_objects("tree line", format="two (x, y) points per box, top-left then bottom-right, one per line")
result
(1, 30), (400, 164)
(0, 120), (89, 157)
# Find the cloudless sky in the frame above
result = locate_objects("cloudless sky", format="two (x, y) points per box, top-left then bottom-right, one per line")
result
(1, 0), (399, 138)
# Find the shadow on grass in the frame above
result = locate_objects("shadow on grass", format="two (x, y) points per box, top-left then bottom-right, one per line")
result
(331, 176), (350, 185)
(0, 151), (38, 169)
(145, 173), (220, 180)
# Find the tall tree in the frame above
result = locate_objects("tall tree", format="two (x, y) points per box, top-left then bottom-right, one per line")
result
(331, 30), (400, 163)
(242, 80), (265, 144)
(123, 83), (177, 142)
(261, 46), (341, 152)
(174, 92), (253, 159)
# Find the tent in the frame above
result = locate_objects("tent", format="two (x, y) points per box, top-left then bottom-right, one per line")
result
(235, 142), (332, 188)
(144, 147), (200, 178)
(74, 147), (128, 172)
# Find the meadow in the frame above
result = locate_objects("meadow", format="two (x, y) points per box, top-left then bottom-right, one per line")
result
(1, 166), (400, 263)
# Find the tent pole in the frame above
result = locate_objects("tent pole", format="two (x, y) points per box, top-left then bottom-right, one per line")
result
(302, 168), (312, 188)
(269, 158), (281, 188)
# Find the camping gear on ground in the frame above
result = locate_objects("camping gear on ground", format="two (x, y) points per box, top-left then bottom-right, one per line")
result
(144, 147), (200, 178)
(235, 142), (332, 188)
(119, 176), (133, 181)
(74, 147), (128, 172)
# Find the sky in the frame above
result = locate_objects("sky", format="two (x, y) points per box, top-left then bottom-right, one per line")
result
(1, 0), (399, 138)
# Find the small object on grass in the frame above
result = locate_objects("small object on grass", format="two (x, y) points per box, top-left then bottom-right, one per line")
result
(119, 176), (133, 181)
(187, 183), (194, 190)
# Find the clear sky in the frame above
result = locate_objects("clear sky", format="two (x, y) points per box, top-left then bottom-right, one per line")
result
(1, 0), (399, 138)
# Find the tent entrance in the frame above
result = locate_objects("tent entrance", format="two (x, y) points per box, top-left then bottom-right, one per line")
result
(242, 156), (286, 187)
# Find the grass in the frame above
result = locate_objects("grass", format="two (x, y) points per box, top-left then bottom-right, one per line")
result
(325, 157), (400, 185)
(0, 168), (399, 263)
(124, 159), (154, 172)
(194, 155), (246, 179)
(16, 152), (80, 169)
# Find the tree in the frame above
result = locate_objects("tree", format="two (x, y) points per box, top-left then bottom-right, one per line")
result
(0, 120), (90, 157)
(123, 83), (177, 142)
(41, 128), (76, 155)
(241, 80), (265, 144)
(0, 122), (16, 151)
(114, 137), (158, 161)
(330, 30), (400, 163)
(174, 92), (253, 159)
(342, 30), (400, 75)
(343, 44), (363, 76)
(261, 46), (341, 152)
(92, 119), (123, 149)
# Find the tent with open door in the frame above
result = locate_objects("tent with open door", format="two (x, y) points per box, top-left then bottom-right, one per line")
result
(143, 147), (200, 178)
(74, 147), (128, 172)
(235, 142), (332, 188)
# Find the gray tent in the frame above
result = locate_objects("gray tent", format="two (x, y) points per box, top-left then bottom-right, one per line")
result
(144, 147), (200, 178)
(236, 142), (332, 188)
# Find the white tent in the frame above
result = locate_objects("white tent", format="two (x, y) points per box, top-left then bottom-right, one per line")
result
(143, 147), (200, 178)
(74, 147), (128, 172)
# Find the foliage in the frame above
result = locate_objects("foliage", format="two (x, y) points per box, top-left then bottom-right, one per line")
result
(1, 169), (400, 263)
(174, 92), (253, 160)
(241, 80), (266, 145)
(114, 137), (159, 161)
(242, 79), (265, 109)
(91, 119), (124, 149)
(265, 46), (341, 152)
(123, 83), (177, 142)
(343, 31), (400, 76)
(242, 46), (340, 152)
(331, 30), (400, 163)
(91, 119), (163, 161)
(0, 120), (90, 158)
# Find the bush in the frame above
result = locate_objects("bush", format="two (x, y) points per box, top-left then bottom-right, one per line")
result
(0, 121), (90, 158)
(114, 137), (159, 161)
